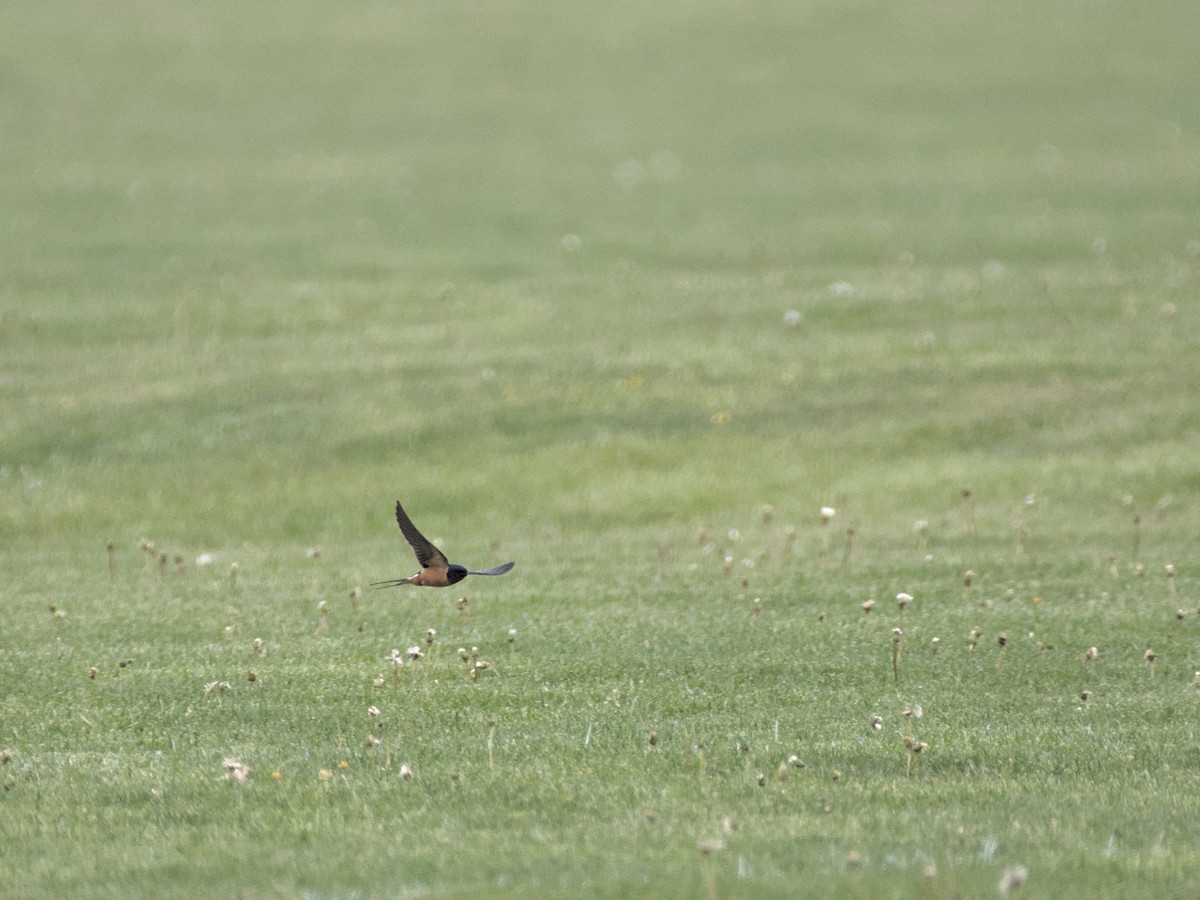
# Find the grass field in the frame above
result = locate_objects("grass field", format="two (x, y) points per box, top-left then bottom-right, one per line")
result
(3, 1), (1200, 897)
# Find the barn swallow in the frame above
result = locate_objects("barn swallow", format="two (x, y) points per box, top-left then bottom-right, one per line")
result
(371, 501), (515, 588)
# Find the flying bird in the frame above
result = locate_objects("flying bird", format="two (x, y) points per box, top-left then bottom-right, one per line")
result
(371, 501), (515, 588)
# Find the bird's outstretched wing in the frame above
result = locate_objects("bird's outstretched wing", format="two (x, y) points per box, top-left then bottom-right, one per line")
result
(394, 501), (449, 569)
(466, 562), (515, 576)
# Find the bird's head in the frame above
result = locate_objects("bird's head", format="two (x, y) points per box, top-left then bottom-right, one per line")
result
(447, 565), (469, 584)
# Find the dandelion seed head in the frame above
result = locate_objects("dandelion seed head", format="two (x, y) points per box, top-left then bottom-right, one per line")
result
(223, 758), (250, 783)
(998, 865), (1029, 895)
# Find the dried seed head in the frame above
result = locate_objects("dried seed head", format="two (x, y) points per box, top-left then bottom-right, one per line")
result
(458, 647), (470, 663)
(998, 865), (1029, 895)
(997, 632), (1008, 648)
(1144, 649), (1157, 663)
(246, 670), (257, 683)
(457, 596), (469, 612)
(896, 592), (913, 608)
(963, 570), (975, 587)
(819, 506), (836, 524)
(471, 660), (494, 680)
(870, 715), (883, 732)
(407, 645), (423, 661)
(87, 666), (99, 680)
(399, 763), (414, 781)
(223, 758), (250, 783)
(1165, 564), (1176, 577)
(1081, 690), (1092, 701)
(892, 627), (904, 644)
(373, 674), (385, 688)
(367, 705), (380, 717)
(425, 628), (436, 645)
(1084, 646), (1099, 662)
(861, 599), (876, 614)
(786, 754), (805, 769)
(507, 628), (517, 643)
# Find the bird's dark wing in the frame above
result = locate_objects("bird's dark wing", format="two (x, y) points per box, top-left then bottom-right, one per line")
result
(466, 561), (515, 576)
(394, 501), (449, 569)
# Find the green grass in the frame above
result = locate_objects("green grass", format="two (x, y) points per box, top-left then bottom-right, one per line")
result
(3, 0), (1200, 896)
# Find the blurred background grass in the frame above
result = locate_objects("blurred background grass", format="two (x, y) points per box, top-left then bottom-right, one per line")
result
(3, 0), (1197, 549)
